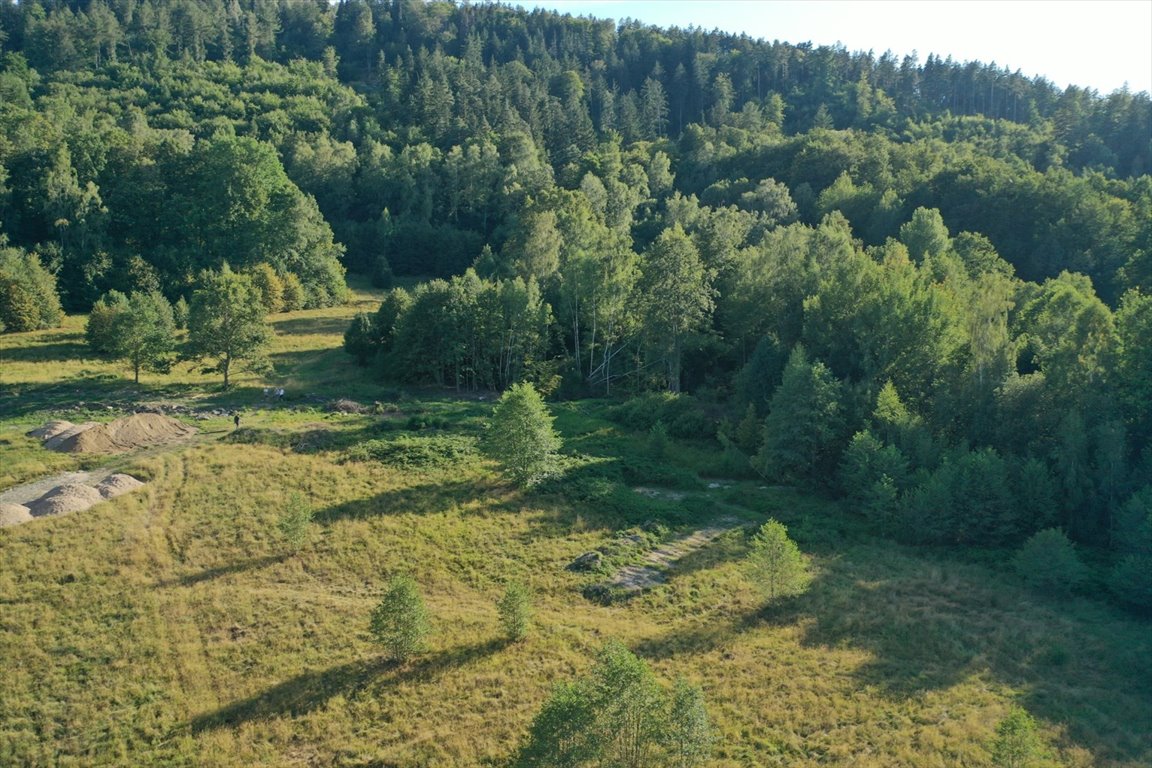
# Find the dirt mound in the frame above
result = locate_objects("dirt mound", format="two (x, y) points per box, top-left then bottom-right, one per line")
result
(0, 504), (33, 527)
(36, 413), (196, 454)
(96, 474), (146, 499)
(27, 483), (106, 517)
(27, 420), (77, 441)
(42, 422), (99, 451)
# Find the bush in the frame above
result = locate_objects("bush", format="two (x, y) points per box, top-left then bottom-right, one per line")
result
(344, 435), (477, 469)
(609, 392), (716, 439)
(173, 296), (190, 330)
(248, 263), (285, 313)
(278, 492), (314, 553)
(280, 271), (305, 311)
(991, 707), (1041, 768)
(370, 575), (430, 662)
(1012, 528), (1087, 595)
(647, 421), (669, 458)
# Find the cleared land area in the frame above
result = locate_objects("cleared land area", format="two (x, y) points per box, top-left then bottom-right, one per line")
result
(0, 298), (1149, 767)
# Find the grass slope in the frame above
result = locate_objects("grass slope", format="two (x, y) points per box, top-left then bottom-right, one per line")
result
(0, 297), (1149, 767)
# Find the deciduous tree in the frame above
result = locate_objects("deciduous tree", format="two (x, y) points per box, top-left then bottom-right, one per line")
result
(187, 264), (272, 388)
(484, 382), (561, 486)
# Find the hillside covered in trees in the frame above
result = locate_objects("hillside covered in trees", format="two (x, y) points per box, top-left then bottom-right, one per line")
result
(1, 0), (1151, 607)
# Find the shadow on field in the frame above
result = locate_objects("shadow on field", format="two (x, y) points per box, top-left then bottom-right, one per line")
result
(189, 638), (503, 732)
(271, 315), (353, 336)
(0, 339), (91, 363)
(316, 478), (490, 522)
(156, 553), (287, 588)
(631, 541), (1152, 763)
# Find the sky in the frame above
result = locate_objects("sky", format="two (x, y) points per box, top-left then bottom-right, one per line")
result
(518, 0), (1152, 95)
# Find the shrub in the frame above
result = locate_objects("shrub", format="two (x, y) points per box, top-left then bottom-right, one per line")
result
(248, 263), (285, 313)
(173, 296), (190, 330)
(647, 421), (669, 458)
(370, 575), (430, 662)
(344, 435), (477, 469)
(277, 492), (314, 553)
(280, 271), (305, 311)
(991, 707), (1041, 768)
(667, 677), (714, 768)
(1012, 528), (1087, 594)
(609, 392), (715, 439)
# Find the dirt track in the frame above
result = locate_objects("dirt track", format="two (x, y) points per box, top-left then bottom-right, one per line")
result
(608, 516), (745, 592)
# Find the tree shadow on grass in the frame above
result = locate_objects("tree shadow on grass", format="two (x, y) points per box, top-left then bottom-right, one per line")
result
(0, 339), (92, 364)
(271, 315), (355, 337)
(631, 541), (1152, 763)
(316, 477), (497, 523)
(189, 638), (504, 733)
(155, 553), (287, 588)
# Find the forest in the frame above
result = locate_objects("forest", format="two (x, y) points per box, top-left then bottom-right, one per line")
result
(1, 0), (1150, 608)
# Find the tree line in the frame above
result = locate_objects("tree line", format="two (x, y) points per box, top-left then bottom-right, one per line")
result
(1, 0), (1149, 315)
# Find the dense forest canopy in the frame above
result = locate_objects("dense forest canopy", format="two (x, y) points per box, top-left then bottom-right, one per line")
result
(1, 0), (1151, 605)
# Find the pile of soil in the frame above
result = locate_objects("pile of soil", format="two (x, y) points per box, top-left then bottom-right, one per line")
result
(42, 423), (99, 451)
(0, 472), (148, 526)
(0, 504), (33, 527)
(30, 413), (197, 454)
(26, 483), (105, 517)
(96, 474), (145, 499)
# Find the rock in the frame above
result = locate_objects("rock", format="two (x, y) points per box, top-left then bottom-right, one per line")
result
(567, 551), (603, 572)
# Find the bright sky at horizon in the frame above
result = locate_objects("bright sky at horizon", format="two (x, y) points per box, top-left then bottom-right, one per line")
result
(517, 0), (1152, 96)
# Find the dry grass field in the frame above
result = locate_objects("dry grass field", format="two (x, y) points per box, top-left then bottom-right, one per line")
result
(0, 290), (1149, 767)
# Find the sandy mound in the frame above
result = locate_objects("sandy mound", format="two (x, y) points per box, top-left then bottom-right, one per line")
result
(42, 422), (98, 451)
(27, 420), (77, 441)
(27, 483), (106, 517)
(37, 413), (196, 454)
(95, 473), (146, 499)
(0, 504), (33, 527)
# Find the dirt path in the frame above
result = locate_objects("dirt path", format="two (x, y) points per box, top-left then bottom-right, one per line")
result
(608, 516), (746, 593)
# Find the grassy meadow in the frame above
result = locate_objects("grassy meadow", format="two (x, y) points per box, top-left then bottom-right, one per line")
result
(0, 292), (1150, 767)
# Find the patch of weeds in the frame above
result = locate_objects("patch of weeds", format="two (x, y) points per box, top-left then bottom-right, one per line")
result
(404, 414), (452, 431)
(343, 434), (477, 469)
(607, 392), (717, 439)
(619, 455), (702, 490)
(582, 583), (633, 605)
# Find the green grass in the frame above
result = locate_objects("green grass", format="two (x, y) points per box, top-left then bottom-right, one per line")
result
(1, 298), (1150, 766)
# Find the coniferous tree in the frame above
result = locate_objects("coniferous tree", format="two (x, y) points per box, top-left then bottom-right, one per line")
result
(745, 519), (810, 601)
